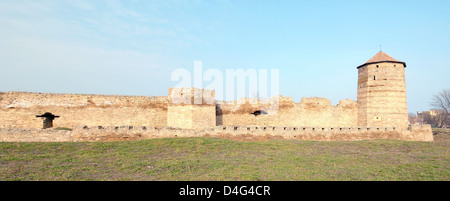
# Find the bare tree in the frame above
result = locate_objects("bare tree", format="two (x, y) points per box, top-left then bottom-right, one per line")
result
(408, 113), (418, 124)
(430, 89), (450, 128)
(422, 111), (441, 127)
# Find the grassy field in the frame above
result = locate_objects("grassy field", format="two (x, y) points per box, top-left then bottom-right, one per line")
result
(0, 130), (449, 181)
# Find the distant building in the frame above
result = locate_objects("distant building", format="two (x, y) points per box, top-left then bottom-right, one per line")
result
(417, 110), (448, 128)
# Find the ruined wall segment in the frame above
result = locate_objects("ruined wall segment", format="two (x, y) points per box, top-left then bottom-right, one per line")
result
(357, 51), (408, 129)
(0, 92), (168, 129)
(0, 51), (434, 142)
(218, 97), (357, 127)
(0, 91), (357, 130)
(0, 91), (167, 109)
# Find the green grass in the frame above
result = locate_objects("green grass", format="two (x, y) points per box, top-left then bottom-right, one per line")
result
(0, 133), (449, 181)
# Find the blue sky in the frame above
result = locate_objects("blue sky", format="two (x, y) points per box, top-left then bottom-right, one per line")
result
(0, 0), (449, 113)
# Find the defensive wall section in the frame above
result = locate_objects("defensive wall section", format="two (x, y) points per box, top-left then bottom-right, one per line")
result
(0, 90), (433, 142)
(0, 91), (168, 129)
(218, 97), (357, 127)
(0, 50), (435, 142)
(0, 124), (433, 142)
(0, 91), (357, 129)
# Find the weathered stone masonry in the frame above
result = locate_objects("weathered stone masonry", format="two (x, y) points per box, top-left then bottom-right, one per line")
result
(0, 52), (434, 141)
(0, 124), (433, 142)
(357, 51), (408, 129)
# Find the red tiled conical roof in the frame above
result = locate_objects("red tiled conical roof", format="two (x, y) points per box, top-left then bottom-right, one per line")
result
(366, 51), (398, 63)
(357, 51), (406, 69)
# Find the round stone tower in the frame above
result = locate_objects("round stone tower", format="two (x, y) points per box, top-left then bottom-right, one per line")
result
(357, 51), (408, 129)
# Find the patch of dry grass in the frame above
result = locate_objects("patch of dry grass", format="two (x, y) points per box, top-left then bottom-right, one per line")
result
(0, 130), (448, 181)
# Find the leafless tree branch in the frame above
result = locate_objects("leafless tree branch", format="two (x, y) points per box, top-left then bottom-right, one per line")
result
(430, 89), (450, 128)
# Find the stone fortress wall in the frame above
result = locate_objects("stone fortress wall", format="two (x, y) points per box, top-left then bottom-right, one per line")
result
(0, 90), (433, 142)
(0, 91), (168, 129)
(0, 91), (357, 129)
(0, 51), (434, 142)
(218, 97), (357, 127)
(0, 124), (433, 142)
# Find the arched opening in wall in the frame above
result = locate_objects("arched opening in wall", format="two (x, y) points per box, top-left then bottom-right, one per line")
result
(216, 105), (223, 126)
(36, 112), (60, 129)
(251, 110), (268, 116)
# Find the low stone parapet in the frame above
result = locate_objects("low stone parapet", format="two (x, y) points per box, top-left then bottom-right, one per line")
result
(0, 124), (434, 142)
